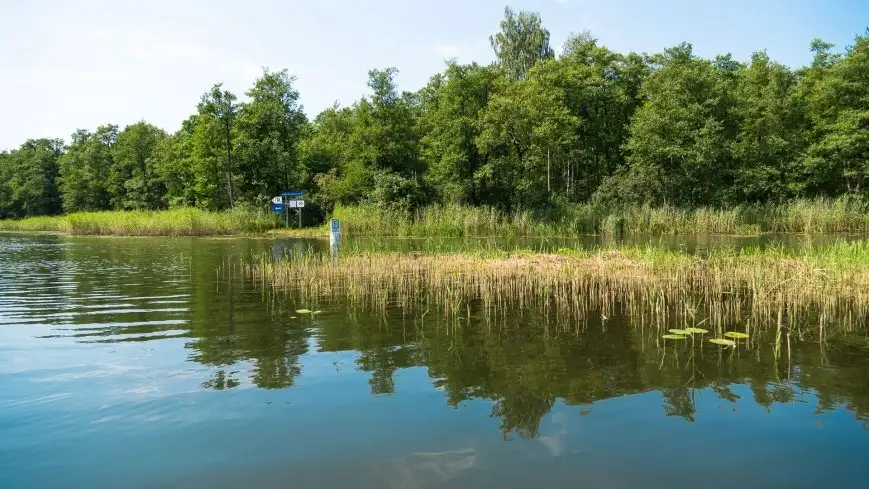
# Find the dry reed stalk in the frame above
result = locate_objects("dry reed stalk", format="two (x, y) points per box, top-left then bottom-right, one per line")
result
(244, 248), (869, 337)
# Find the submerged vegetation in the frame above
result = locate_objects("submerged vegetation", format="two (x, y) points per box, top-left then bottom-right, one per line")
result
(246, 241), (869, 343)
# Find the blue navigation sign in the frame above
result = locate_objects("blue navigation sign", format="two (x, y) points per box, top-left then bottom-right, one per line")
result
(331, 218), (340, 233)
(271, 203), (285, 213)
(280, 191), (305, 198)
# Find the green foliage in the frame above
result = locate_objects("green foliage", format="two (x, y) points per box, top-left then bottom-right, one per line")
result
(800, 33), (869, 196)
(300, 68), (425, 212)
(0, 139), (63, 218)
(617, 44), (740, 206)
(419, 62), (499, 205)
(111, 122), (167, 210)
(2, 7), (868, 231)
(235, 69), (307, 202)
(490, 6), (554, 80)
(59, 126), (117, 212)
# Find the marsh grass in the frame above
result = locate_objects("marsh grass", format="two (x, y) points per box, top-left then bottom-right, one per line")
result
(245, 241), (869, 341)
(332, 197), (869, 237)
(0, 208), (277, 236)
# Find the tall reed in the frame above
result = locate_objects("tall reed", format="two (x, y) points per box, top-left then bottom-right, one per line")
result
(331, 197), (869, 237)
(245, 241), (869, 339)
(0, 207), (277, 236)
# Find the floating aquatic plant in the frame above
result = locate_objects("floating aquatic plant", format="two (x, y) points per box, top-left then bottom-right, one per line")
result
(662, 334), (687, 340)
(709, 338), (736, 346)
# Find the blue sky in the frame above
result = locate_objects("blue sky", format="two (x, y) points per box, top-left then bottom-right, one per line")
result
(1, 0), (867, 150)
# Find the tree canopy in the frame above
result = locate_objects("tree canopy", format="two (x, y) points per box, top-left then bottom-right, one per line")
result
(2, 7), (867, 219)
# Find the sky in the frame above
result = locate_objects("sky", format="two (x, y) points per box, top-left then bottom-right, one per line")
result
(1, 0), (868, 150)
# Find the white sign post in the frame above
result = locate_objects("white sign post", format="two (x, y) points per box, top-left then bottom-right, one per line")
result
(271, 196), (283, 204)
(329, 218), (340, 255)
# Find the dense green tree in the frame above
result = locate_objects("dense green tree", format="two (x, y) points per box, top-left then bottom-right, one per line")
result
(476, 64), (579, 210)
(235, 69), (308, 202)
(609, 44), (740, 206)
(198, 84), (239, 208)
(2, 6), (868, 221)
(152, 115), (199, 208)
(300, 68), (425, 212)
(800, 33), (869, 196)
(0, 139), (63, 218)
(59, 126), (117, 212)
(110, 122), (167, 209)
(419, 62), (499, 205)
(731, 52), (804, 202)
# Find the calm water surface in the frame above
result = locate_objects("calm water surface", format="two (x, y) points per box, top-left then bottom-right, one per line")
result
(2, 234), (869, 489)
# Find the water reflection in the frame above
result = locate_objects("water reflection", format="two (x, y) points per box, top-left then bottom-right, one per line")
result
(2, 234), (869, 489)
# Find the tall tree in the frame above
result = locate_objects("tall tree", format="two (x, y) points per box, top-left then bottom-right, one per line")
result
(800, 33), (869, 196)
(489, 6), (554, 80)
(59, 126), (117, 212)
(300, 68), (425, 212)
(612, 44), (740, 206)
(731, 51), (803, 202)
(419, 62), (499, 205)
(110, 122), (167, 209)
(0, 139), (63, 218)
(152, 116), (199, 208)
(199, 84), (239, 207)
(236, 69), (308, 202)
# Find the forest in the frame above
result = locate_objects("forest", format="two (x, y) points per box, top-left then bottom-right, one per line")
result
(1, 6), (868, 222)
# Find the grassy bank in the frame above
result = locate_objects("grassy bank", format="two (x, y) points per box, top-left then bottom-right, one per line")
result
(0, 208), (277, 236)
(247, 240), (869, 336)
(332, 197), (869, 237)
(3, 196), (868, 237)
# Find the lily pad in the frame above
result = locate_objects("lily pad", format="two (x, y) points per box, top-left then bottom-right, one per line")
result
(668, 329), (688, 335)
(296, 309), (312, 314)
(662, 334), (687, 340)
(684, 327), (708, 334)
(709, 338), (736, 346)
(724, 332), (749, 339)
(312, 310), (323, 315)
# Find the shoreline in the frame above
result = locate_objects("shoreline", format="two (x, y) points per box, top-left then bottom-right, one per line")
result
(3, 199), (869, 238)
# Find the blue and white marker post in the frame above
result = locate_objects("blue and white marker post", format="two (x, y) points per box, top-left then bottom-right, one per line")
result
(329, 218), (341, 256)
(271, 196), (286, 227)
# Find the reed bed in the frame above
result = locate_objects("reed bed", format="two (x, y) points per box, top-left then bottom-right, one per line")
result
(332, 197), (869, 237)
(245, 241), (869, 339)
(0, 207), (277, 236)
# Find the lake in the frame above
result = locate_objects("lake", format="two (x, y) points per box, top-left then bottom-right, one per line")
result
(2, 234), (868, 489)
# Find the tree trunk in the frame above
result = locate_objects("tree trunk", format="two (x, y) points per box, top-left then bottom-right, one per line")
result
(224, 117), (234, 208)
(547, 147), (551, 194)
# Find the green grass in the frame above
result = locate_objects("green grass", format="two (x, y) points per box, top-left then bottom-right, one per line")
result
(0, 208), (278, 236)
(331, 197), (869, 237)
(3, 196), (868, 237)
